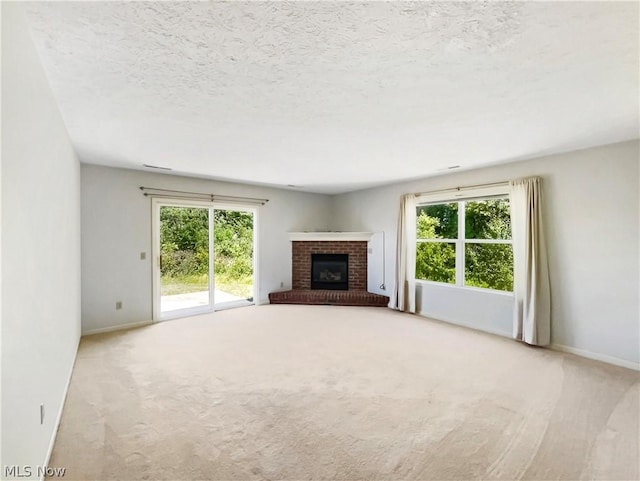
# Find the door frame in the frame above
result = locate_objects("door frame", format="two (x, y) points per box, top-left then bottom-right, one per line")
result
(151, 198), (215, 322)
(151, 198), (259, 322)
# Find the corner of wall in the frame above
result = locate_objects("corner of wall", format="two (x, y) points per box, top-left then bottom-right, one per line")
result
(2, 2), (82, 474)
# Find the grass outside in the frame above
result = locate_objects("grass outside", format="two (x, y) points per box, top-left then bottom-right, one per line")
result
(161, 273), (253, 298)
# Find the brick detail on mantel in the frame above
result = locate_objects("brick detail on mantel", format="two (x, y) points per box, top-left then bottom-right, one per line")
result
(292, 241), (367, 291)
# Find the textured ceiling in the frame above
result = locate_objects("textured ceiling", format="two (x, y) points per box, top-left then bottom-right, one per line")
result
(25, 1), (639, 194)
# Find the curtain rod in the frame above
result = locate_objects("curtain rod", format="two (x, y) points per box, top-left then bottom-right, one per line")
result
(414, 180), (509, 197)
(139, 187), (269, 205)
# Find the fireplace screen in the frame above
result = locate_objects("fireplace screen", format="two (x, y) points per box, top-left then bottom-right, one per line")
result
(311, 254), (348, 290)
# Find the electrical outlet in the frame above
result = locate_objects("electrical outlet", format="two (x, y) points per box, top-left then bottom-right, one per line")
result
(140, 252), (146, 260)
(280, 282), (284, 288)
(40, 404), (44, 425)
(116, 301), (123, 310)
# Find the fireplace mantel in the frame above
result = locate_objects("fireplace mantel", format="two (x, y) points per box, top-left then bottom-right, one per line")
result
(269, 230), (390, 306)
(288, 232), (373, 242)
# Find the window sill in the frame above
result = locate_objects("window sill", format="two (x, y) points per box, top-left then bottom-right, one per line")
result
(414, 279), (514, 297)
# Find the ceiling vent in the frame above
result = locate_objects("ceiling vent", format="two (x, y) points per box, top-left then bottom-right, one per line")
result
(143, 164), (172, 171)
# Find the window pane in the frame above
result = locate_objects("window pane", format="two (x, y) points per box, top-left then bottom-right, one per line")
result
(416, 203), (458, 239)
(416, 242), (456, 284)
(465, 198), (511, 240)
(465, 243), (513, 291)
(160, 206), (210, 313)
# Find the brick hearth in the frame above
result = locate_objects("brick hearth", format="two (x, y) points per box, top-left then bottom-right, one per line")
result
(268, 236), (390, 307)
(269, 289), (389, 307)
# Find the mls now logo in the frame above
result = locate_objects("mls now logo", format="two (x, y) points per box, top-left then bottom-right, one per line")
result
(4, 465), (66, 478)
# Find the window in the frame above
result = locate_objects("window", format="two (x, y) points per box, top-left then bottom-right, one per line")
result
(416, 196), (513, 292)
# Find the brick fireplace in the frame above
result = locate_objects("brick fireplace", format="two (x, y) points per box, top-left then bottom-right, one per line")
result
(269, 232), (390, 307)
(293, 241), (366, 290)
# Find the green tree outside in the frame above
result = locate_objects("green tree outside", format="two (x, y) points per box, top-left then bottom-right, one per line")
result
(160, 207), (254, 298)
(213, 210), (254, 298)
(416, 204), (457, 284)
(416, 199), (513, 291)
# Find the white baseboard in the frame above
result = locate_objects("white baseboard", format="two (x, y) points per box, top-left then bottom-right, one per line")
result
(82, 320), (152, 337)
(550, 343), (639, 371)
(41, 336), (79, 480)
(416, 312), (639, 371)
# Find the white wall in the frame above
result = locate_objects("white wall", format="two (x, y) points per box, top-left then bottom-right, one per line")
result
(81, 165), (333, 334)
(1, 2), (82, 474)
(332, 140), (640, 367)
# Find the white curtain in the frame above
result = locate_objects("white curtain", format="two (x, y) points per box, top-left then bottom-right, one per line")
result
(392, 194), (417, 313)
(509, 177), (551, 345)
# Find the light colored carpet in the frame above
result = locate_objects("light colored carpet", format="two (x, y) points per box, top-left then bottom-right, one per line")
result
(51, 305), (639, 480)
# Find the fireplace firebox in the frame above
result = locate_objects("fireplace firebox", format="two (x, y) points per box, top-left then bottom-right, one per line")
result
(311, 254), (348, 290)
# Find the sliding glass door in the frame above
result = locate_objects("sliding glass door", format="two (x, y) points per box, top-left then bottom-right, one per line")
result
(154, 201), (213, 320)
(152, 200), (257, 321)
(213, 208), (255, 310)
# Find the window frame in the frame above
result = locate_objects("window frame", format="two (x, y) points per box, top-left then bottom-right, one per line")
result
(415, 186), (513, 294)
